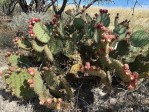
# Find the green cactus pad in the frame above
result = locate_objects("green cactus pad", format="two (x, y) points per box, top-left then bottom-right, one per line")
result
(32, 40), (45, 53)
(96, 13), (110, 27)
(63, 40), (77, 57)
(102, 13), (110, 27)
(73, 18), (85, 30)
(94, 29), (103, 43)
(43, 70), (58, 88)
(118, 26), (127, 34)
(33, 22), (51, 43)
(72, 31), (84, 42)
(60, 77), (73, 101)
(58, 20), (65, 38)
(7, 54), (31, 67)
(130, 30), (149, 47)
(17, 39), (31, 50)
(116, 40), (130, 56)
(7, 54), (20, 66)
(32, 70), (51, 100)
(3, 70), (34, 98)
(44, 45), (54, 62)
(49, 38), (63, 55)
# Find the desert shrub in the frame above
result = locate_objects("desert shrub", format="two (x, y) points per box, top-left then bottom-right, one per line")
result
(0, 30), (15, 48)
(8, 12), (53, 35)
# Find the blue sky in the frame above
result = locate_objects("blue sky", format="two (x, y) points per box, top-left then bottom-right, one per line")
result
(97, 0), (149, 8)
(27, 0), (149, 8)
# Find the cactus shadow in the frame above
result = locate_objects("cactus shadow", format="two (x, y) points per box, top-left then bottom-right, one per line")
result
(0, 88), (53, 112)
(67, 75), (101, 111)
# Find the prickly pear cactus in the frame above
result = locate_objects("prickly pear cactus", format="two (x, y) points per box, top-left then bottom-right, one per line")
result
(1, 9), (149, 111)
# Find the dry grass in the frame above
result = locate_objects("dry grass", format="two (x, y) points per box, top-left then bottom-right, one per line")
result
(65, 6), (149, 31)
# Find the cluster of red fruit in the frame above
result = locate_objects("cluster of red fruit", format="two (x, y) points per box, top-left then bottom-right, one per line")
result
(40, 97), (63, 110)
(99, 9), (108, 14)
(27, 67), (63, 110)
(81, 62), (98, 73)
(95, 23), (116, 43)
(28, 18), (40, 37)
(101, 33), (116, 43)
(27, 67), (36, 87)
(123, 64), (139, 90)
(51, 14), (60, 27)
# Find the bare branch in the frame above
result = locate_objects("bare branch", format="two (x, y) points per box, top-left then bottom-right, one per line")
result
(52, 0), (68, 16)
(75, 0), (98, 16)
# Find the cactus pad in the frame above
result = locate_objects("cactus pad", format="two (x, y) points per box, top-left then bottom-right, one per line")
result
(130, 30), (149, 47)
(49, 38), (63, 55)
(73, 18), (85, 29)
(17, 39), (31, 50)
(63, 40), (77, 57)
(3, 70), (34, 98)
(33, 22), (51, 43)
(6, 54), (31, 67)
(32, 40), (45, 53)
(32, 70), (51, 100)
(44, 45), (54, 62)
(96, 13), (110, 27)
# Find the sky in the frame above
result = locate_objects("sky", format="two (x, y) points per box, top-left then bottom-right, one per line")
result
(97, 0), (149, 8)
(26, 0), (149, 8)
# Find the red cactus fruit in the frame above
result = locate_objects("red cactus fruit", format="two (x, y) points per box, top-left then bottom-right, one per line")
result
(27, 68), (36, 76)
(81, 66), (85, 72)
(101, 26), (107, 31)
(31, 19), (36, 24)
(100, 9), (103, 13)
(28, 30), (34, 34)
(35, 18), (40, 22)
(124, 69), (132, 76)
(109, 47), (113, 51)
(84, 62), (91, 70)
(90, 66), (96, 71)
(39, 99), (45, 105)
(14, 37), (19, 42)
(47, 98), (53, 104)
(95, 13), (98, 17)
(124, 64), (129, 70)
(28, 79), (34, 84)
(127, 82), (135, 90)
(29, 25), (33, 29)
(132, 72), (139, 80)
(7, 51), (11, 56)
(53, 18), (57, 23)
